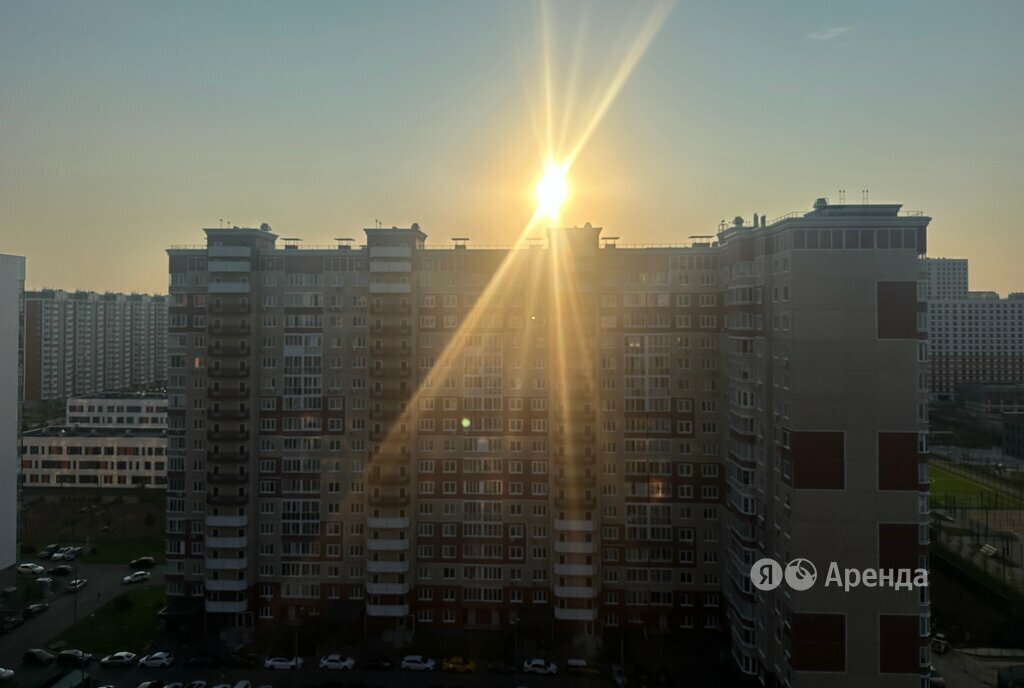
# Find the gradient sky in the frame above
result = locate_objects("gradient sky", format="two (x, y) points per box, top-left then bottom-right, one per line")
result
(2, 0), (1022, 295)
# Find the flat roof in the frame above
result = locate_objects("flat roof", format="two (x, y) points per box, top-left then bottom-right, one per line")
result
(22, 426), (168, 439)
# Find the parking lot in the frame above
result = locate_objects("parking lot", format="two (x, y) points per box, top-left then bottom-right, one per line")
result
(4, 660), (628, 688)
(0, 562), (165, 675)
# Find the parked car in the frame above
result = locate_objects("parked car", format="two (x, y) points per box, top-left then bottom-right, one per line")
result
(487, 660), (517, 673)
(22, 649), (56, 666)
(50, 547), (72, 561)
(184, 681), (209, 688)
(57, 649), (93, 667)
(263, 656), (303, 670)
(49, 564), (73, 576)
(929, 665), (946, 687)
(0, 616), (24, 634)
(38, 544), (61, 559)
(101, 651), (138, 667)
(16, 563), (44, 575)
(66, 578), (88, 593)
(135, 682), (165, 688)
(318, 654), (355, 670)
(361, 655), (392, 670)
(0, 667), (13, 682)
(225, 652), (259, 668)
(130, 557), (156, 569)
(64, 546), (83, 560)
(22, 603), (49, 619)
(931, 633), (950, 654)
(442, 656), (477, 672)
(138, 652), (175, 667)
(400, 655), (436, 671)
(163, 683), (185, 688)
(568, 659), (600, 676)
(523, 658), (558, 674)
(123, 570), (152, 585)
(184, 655), (218, 668)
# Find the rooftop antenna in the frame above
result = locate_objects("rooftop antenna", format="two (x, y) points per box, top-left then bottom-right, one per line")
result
(838, 189), (845, 205)
(219, 218), (224, 228)
(862, 189), (869, 204)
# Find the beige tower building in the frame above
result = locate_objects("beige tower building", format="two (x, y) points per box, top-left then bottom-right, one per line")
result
(166, 199), (931, 687)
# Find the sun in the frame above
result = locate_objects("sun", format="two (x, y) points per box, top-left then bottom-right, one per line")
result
(535, 161), (569, 221)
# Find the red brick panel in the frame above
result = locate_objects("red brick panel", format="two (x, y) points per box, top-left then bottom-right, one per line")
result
(878, 523), (922, 570)
(878, 432), (921, 490)
(877, 281), (919, 339)
(879, 614), (923, 674)
(791, 613), (845, 672)
(791, 431), (845, 489)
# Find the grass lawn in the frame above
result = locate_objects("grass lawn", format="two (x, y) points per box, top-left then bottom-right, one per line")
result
(930, 465), (1024, 509)
(81, 538), (164, 565)
(49, 584), (165, 655)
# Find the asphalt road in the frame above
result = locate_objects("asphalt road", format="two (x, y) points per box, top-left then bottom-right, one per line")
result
(0, 562), (165, 671)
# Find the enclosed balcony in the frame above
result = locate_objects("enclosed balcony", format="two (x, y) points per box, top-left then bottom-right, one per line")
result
(367, 538), (410, 552)
(554, 607), (597, 621)
(367, 516), (410, 529)
(366, 603), (410, 617)
(366, 581), (410, 595)
(205, 578), (248, 592)
(205, 599), (248, 613)
(205, 557), (248, 570)
(367, 560), (410, 574)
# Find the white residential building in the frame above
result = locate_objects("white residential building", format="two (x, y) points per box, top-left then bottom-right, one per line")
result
(0, 254), (26, 569)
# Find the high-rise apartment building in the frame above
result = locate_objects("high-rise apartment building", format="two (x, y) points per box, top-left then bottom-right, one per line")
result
(22, 290), (168, 401)
(166, 199), (931, 687)
(921, 258), (1024, 399)
(0, 254), (26, 569)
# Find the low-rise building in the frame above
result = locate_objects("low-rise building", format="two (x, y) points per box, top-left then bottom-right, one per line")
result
(65, 392), (167, 428)
(1004, 413), (1024, 461)
(20, 426), (167, 489)
(957, 383), (1024, 416)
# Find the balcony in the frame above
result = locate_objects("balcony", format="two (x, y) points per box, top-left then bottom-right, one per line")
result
(367, 538), (410, 552)
(206, 599), (248, 613)
(367, 560), (410, 574)
(208, 245), (251, 258)
(206, 472), (249, 485)
(371, 324), (411, 336)
(210, 302), (251, 314)
(555, 474), (595, 487)
(554, 453), (596, 466)
(206, 514), (248, 528)
(367, 516), (410, 529)
(369, 302), (411, 314)
(554, 541), (595, 554)
(554, 563), (596, 577)
(366, 603), (410, 617)
(367, 470), (410, 484)
(555, 496), (596, 509)
(208, 407), (250, 420)
(554, 519), (596, 532)
(370, 386), (411, 399)
(205, 578), (248, 592)
(554, 607), (597, 621)
(205, 557), (248, 570)
(211, 345), (251, 357)
(206, 536), (248, 549)
(208, 282), (250, 294)
(207, 387), (250, 400)
(207, 451), (249, 463)
(206, 493), (249, 507)
(208, 366), (250, 378)
(368, 495), (410, 507)
(208, 430), (250, 442)
(554, 586), (597, 599)
(209, 323), (250, 336)
(366, 582), (410, 595)
(369, 366), (412, 379)
(371, 344), (412, 357)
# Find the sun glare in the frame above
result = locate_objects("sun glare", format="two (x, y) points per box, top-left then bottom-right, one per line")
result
(535, 161), (569, 221)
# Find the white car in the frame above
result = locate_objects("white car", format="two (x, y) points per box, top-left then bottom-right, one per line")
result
(138, 651), (175, 667)
(164, 683), (185, 688)
(123, 570), (152, 585)
(523, 658), (558, 674)
(184, 682), (208, 688)
(16, 563), (44, 575)
(400, 655), (436, 671)
(319, 654), (355, 670)
(100, 651), (137, 667)
(264, 656), (303, 670)
(66, 578), (87, 592)
(0, 667), (13, 681)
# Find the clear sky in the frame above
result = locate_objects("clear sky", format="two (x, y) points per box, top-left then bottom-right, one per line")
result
(2, 0), (1022, 295)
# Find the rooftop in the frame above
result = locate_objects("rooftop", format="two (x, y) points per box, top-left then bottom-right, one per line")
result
(23, 426), (168, 439)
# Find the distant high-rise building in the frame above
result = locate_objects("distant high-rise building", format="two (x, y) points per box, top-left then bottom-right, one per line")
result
(166, 199), (930, 687)
(0, 254), (26, 569)
(922, 258), (1024, 399)
(22, 290), (168, 401)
